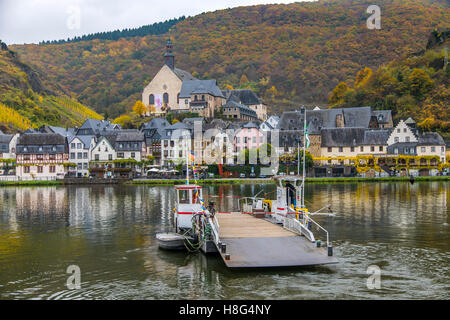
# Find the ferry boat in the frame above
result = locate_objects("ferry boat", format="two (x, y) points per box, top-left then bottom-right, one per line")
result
(156, 106), (337, 267)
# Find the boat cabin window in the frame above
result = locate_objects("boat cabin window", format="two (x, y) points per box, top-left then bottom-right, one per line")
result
(178, 190), (190, 204)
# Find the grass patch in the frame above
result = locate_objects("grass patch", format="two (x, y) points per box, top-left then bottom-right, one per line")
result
(0, 180), (64, 187)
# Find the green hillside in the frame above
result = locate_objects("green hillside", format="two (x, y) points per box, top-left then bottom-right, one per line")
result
(0, 41), (102, 132)
(11, 0), (450, 118)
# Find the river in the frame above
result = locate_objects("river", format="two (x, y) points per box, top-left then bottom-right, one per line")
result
(0, 182), (448, 299)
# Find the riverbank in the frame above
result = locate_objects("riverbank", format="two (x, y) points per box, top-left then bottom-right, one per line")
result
(130, 176), (450, 185)
(0, 176), (448, 187)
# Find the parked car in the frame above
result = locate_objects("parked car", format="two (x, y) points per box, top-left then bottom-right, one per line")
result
(259, 174), (267, 178)
(208, 172), (215, 178)
(240, 173), (246, 178)
(249, 172), (256, 178)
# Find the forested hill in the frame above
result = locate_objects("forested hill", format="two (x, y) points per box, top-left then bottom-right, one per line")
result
(0, 41), (102, 132)
(329, 30), (450, 140)
(39, 16), (185, 44)
(12, 0), (450, 118)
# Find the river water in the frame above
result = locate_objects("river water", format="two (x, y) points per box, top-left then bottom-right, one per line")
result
(0, 182), (448, 300)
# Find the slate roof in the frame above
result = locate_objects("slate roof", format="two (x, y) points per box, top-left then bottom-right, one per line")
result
(179, 80), (224, 98)
(387, 143), (418, 155)
(115, 131), (144, 142)
(279, 107), (375, 134)
(222, 89), (263, 105)
(173, 68), (197, 81)
(77, 119), (119, 135)
(0, 134), (14, 153)
(140, 118), (170, 130)
(321, 128), (366, 147)
(223, 100), (257, 118)
(161, 122), (191, 140)
(372, 110), (392, 124)
(417, 132), (445, 145)
(68, 135), (95, 149)
(16, 133), (67, 154)
(40, 126), (75, 137)
(321, 128), (391, 147)
(363, 130), (392, 145)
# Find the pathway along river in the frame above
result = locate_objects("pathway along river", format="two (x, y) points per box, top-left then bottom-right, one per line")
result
(0, 182), (448, 299)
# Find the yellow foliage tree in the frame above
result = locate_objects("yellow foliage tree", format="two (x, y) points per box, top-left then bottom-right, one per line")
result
(113, 114), (132, 127)
(354, 67), (373, 88)
(133, 100), (147, 117)
(329, 82), (350, 105)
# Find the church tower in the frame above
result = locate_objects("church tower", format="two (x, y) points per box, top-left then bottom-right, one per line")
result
(164, 38), (175, 69)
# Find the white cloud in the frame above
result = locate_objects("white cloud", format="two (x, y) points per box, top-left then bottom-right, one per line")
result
(0, 0), (307, 44)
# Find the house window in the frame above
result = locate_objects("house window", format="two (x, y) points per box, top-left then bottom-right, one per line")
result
(83, 152), (88, 159)
(394, 137), (399, 143)
(421, 147), (425, 152)
(131, 152), (135, 158)
(24, 166), (30, 173)
(405, 137), (410, 142)
(328, 147), (332, 152)
(252, 137), (256, 143)
(77, 153), (82, 159)
(37, 166), (43, 173)
(371, 146), (375, 152)
(70, 153), (75, 159)
(49, 166), (56, 173)
(431, 147), (435, 152)
(397, 129), (400, 133)
(379, 146), (383, 152)
(95, 154), (99, 161)
(350, 147), (354, 152)
(77, 143), (82, 149)
(149, 94), (155, 105)
(163, 93), (169, 104)
(108, 154), (112, 161)
(77, 163), (82, 170)
(405, 148), (409, 154)
(394, 148), (398, 154)
(339, 147), (343, 152)
(177, 93), (180, 104)
(71, 143), (75, 148)
(403, 128), (407, 133)
(117, 153), (124, 158)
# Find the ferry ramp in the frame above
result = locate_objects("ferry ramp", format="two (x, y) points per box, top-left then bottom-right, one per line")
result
(214, 212), (338, 268)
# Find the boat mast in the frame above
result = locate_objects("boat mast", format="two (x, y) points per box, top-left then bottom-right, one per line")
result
(186, 135), (189, 185)
(301, 106), (306, 208)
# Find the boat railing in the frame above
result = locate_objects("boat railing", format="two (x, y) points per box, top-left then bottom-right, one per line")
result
(283, 215), (330, 248)
(206, 214), (221, 246)
(238, 197), (267, 213)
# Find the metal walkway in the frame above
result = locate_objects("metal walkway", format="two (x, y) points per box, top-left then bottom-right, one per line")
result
(214, 213), (338, 268)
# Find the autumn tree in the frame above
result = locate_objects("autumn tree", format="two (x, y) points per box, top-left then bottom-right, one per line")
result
(354, 67), (373, 88)
(239, 74), (249, 86)
(408, 69), (434, 98)
(329, 82), (349, 105)
(133, 100), (147, 117)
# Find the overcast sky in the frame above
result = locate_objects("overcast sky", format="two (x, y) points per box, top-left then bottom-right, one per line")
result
(0, 0), (310, 45)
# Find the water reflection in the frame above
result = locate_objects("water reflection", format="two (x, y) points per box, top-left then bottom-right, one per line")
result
(0, 182), (448, 299)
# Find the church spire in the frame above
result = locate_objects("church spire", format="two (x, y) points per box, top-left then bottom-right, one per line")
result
(164, 38), (175, 69)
